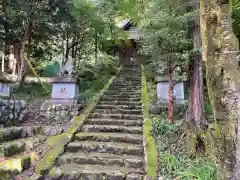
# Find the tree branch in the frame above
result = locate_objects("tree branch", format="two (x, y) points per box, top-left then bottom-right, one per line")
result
(173, 78), (183, 87)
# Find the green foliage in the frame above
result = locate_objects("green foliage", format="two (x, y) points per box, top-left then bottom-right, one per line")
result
(232, 0), (240, 38)
(14, 82), (51, 103)
(138, 0), (190, 78)
(151, 118), (178, 138)
(204, 102), (213, 116)
(78, 75), (111, 105)
(161, 152), (217, 180)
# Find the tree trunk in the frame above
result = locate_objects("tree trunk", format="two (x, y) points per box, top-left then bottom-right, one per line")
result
(168, 62), (174, 124)
(185, 0), (206, 129)
(62, 33), (65, 68)
(13, 41), (21, 74)
(18, 20), (32, 86)
(199, 1), (240, 179)
(65, 33), (69, 66)
(95, 29), (98, 60)
(18, 40), (27, 86)
(18, 34), (27, 85)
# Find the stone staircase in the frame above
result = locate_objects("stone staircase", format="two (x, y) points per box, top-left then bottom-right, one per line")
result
(49, 65), (145, 179)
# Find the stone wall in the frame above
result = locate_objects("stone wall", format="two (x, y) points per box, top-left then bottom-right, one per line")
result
(40, 104), (83, 125)
(0, 99), (27, 127)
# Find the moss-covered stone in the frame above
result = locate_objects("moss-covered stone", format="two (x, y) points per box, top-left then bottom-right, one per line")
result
(0, 155), (31, 175)
(141, 65), (157, 177)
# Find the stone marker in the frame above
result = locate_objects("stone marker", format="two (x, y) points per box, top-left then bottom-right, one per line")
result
(156, 76), (186, 105)
(42, 76), (79, 107)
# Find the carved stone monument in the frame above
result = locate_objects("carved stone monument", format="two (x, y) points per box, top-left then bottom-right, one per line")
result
(50, 76), (79, 104)
(42, 57), (79, 107)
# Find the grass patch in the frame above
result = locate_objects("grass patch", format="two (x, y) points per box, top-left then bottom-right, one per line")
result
(161, 152), (216, 180)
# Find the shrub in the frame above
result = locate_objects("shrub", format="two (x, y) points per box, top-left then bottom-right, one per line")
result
(150, 118), (178, 138)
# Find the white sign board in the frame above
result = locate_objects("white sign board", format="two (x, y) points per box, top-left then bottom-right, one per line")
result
(0, 83), (10, 97)
(51, 83), (78, 99)
(157, 82), (184, 104)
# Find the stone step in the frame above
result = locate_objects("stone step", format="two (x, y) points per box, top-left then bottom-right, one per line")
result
(67, 141), (144, 156)
(50, 164), (145, 179)
(58, 152), (144, 169)
(114, 80), (141, 83)
(107, 89), (141, 93)
(93, 108), (142, 115)
(102, 93), (141, 98)
(98, 101), (141, 106)
(109, 84), (141, 90)
(114, 78), (141, 81)
(87, 118), (143, 126)
(95, 104), (142, 110)
(90, 113), (143, 120)
(121, 68), (141, 70)
(117, 76), (141, 79)
(108, 86), (141, 90)
(104, 91), (141, 96)
(121, 70), (141, 73)
(81, 125), (142, 134)
(119, 69), (140, 71)
(117, 75), (140, 77)
(106, 89), (141, 93)
(114, 77), (141, 80)
(100, 97), (140, 102)
(121, 67), (141, 70)
(119, 69), (141, 72)
(117, 73), (140, 75)
(75, 132), (143, 144)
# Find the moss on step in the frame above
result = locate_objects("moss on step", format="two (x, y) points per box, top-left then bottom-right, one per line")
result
(141, 65), (157, 177)
(35, 133), (71, 176)
(35, 68), (122, 177)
